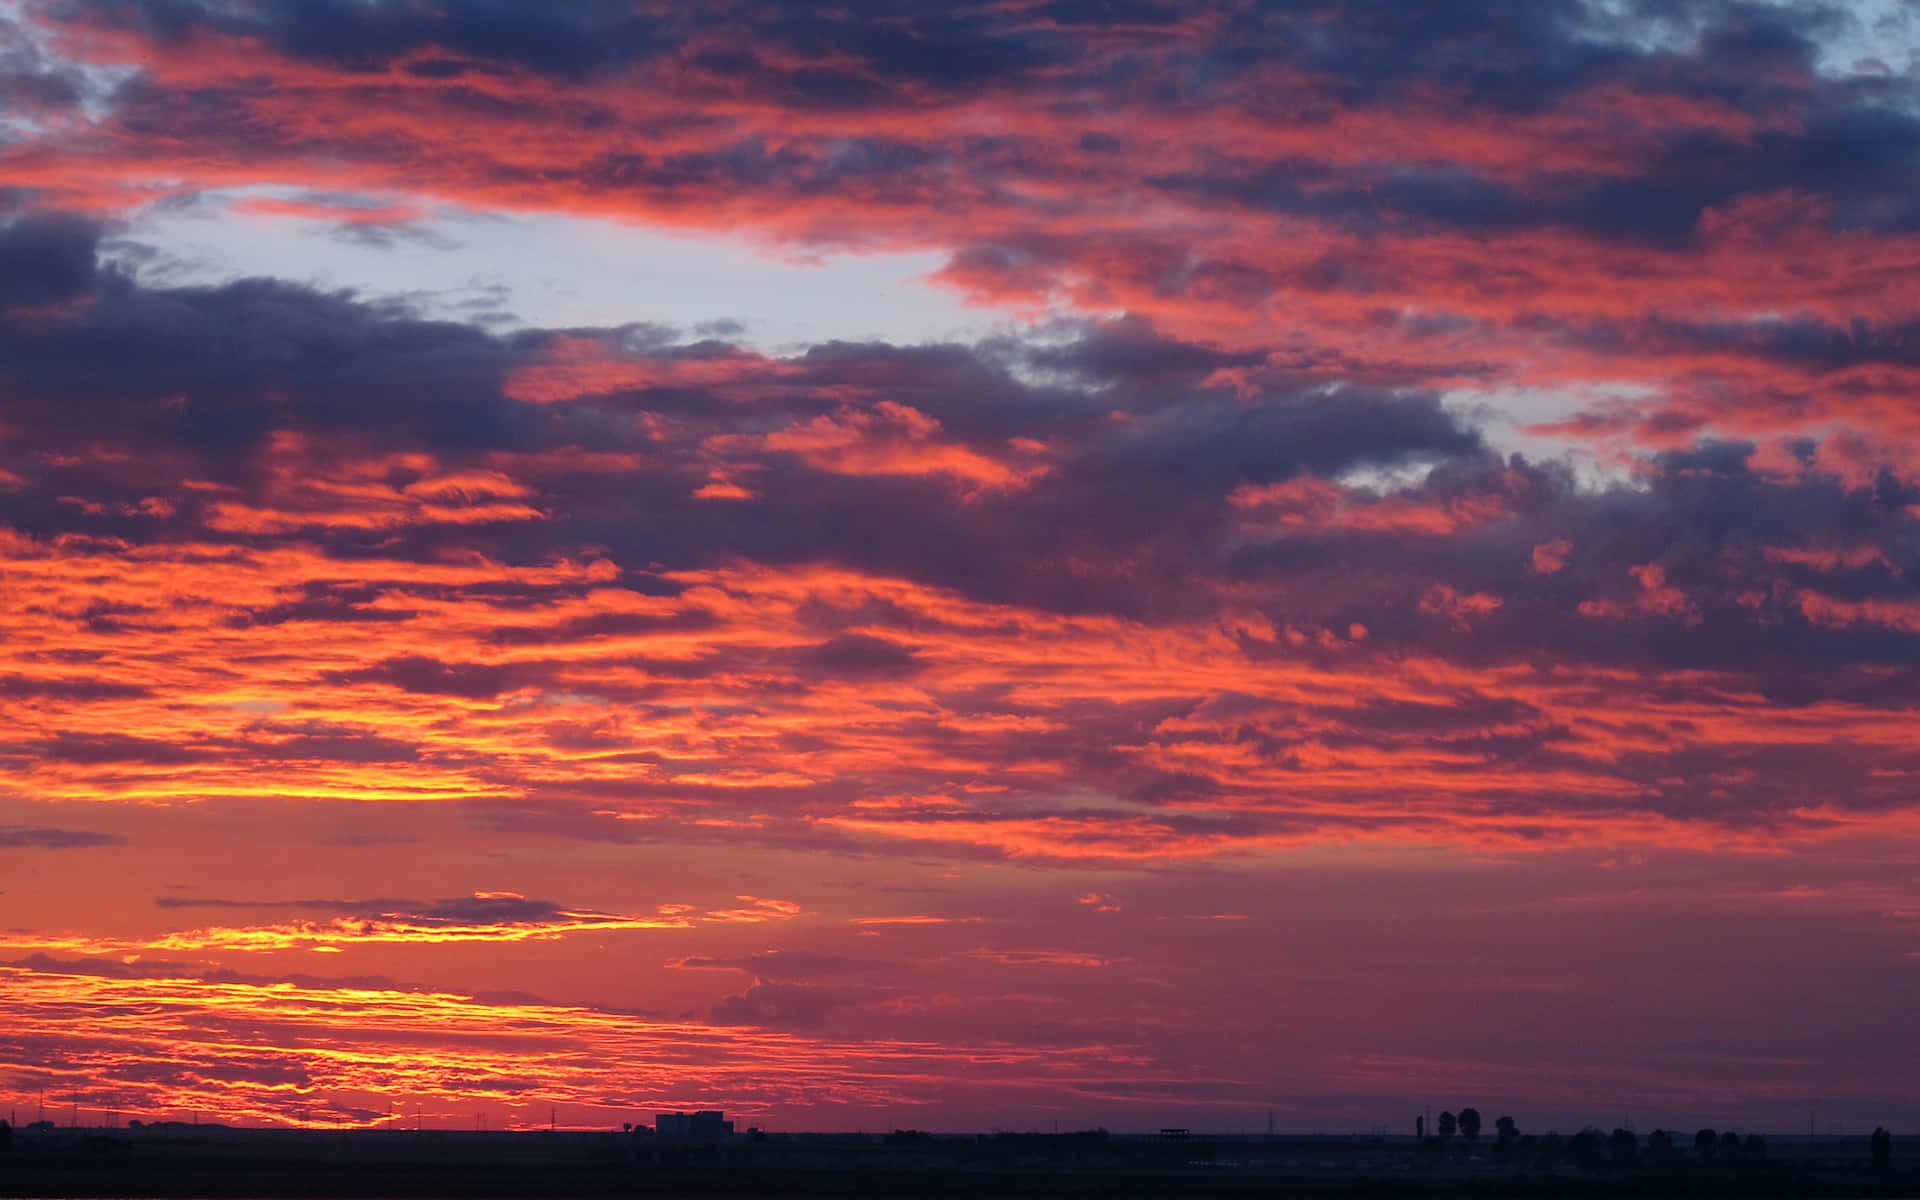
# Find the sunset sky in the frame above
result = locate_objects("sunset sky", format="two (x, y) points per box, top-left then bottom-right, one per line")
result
(2, 0), (1919, 1136)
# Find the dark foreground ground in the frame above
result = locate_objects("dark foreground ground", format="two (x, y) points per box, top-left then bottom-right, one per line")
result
(2, 1126), (1914, 1199)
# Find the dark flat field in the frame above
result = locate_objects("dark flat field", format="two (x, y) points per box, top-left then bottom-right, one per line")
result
(1, 1126), (1913, 1199)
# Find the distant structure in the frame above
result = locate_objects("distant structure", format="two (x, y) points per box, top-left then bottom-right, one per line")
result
(655, 1110), (734, 1139)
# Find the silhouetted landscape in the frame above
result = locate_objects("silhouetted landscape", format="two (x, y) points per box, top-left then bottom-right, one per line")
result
(0, 1115), (1911, 1198)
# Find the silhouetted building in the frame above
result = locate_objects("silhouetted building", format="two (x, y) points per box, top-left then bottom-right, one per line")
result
(655, 1110), (733, 1139)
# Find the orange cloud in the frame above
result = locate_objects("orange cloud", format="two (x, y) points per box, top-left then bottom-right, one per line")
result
(0, 961), (1154, 1128)
(757, 402), (1044, 491)
(0, 897), (691, 956)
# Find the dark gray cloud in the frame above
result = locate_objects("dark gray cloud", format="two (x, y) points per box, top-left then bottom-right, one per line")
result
(154, 892), (625, 928)
(709, 981), (870, 1029)
(4, 951), (427, 995)
(0, 674), (152, 700)
(53, 0), (1918, 247)
(0, 825), (126, 849)
(155, 895), (406, 912)
(0, 214), (1498, 623)
(321, 655), (538, 700)
(62, 0), (1074, 98)
(3, 215), (1916, 690)
(62, 0), (680, 79)
(40, 731), (217, 765)
(243, 728), (423, 765)
(669, 951), (896, 980)
(0, 211), (99, 309)
(797, 633), (925, 680)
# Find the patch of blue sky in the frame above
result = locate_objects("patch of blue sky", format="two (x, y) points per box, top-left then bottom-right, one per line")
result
(105, 187), (1008, 353)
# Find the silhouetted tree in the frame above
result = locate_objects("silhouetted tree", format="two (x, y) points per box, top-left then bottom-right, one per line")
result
(1566, 1129), (1604, 1170)
(0, 1118), (10, 1149)
(1872, 1127), (1891, 1167)
(1719, 1130), (1742, 1159)
(1459, 1108), (1482, 1144)
(1744, 1134), (1766, 1162)
(1533, 1131), (1558, 1168)
(1437, 1111), (1456, 1141)
(1491, 1115), (1518, 1159)
(1609, 1128), (1638, 1167)
(1647, 1129), (1675, 1164)
(1694, 1128), (1718, 1160)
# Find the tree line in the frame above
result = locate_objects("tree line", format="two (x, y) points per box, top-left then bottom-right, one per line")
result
(1420, 1108), (1896, 1170)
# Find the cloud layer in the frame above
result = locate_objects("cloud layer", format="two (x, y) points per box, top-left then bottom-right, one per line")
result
(0, 223), (1914, 860)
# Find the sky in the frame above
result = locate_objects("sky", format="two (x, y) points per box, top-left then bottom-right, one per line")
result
(1, 0), (1918, 1137)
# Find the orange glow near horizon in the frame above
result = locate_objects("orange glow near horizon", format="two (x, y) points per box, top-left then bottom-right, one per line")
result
(0, 962), (1159, 1129)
